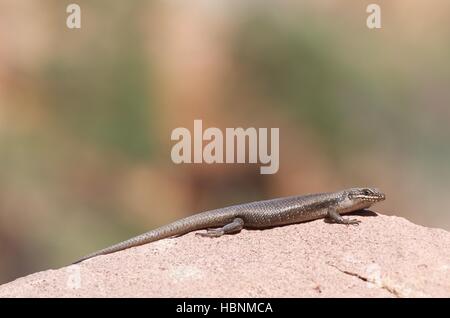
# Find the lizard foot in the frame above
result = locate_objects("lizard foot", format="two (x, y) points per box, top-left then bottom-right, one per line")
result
(196, 229), (224, 238)
(341, 218), (361, 226)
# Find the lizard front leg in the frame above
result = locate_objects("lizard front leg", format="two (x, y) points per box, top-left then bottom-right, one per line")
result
(326, 207), (360, 225)
(196, 218), (244, 238)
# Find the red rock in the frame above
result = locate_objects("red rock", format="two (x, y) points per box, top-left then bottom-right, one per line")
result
(0, 213), (449, 297)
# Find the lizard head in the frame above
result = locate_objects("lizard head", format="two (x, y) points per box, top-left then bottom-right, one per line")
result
(342, 187), (386, 210)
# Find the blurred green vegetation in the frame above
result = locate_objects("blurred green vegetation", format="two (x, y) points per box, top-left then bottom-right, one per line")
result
(45, 1), (154, 160)
(235, 14), (351, 149)
(232, 8), (450, 175)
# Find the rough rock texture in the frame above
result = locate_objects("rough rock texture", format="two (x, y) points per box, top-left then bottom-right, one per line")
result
(0, 212), (449, 297)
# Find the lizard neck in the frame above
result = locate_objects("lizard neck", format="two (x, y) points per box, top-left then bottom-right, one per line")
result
(336, 196), (371, 213)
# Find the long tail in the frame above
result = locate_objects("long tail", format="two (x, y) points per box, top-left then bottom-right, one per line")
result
(72, 209), (234, 264)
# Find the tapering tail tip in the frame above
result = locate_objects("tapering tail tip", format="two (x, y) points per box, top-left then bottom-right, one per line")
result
(71, 252), (98, 265)
(71, 257), (86, 265)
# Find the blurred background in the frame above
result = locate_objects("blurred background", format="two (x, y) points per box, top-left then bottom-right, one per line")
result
(0, 0), (449, 284)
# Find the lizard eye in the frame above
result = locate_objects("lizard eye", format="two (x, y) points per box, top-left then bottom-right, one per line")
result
(362, 189), (371, 195)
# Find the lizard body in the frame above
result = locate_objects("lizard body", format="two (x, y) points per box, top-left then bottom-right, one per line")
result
(73, 187), (385, 263)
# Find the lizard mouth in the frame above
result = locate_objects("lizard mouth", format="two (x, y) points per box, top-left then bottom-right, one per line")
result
(353, 194), (385, 202)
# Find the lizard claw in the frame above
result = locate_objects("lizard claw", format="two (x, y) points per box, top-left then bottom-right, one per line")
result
(346, 219), (361, 226)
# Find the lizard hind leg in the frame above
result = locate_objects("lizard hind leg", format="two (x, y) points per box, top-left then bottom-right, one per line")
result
(196, 218), (244, 238)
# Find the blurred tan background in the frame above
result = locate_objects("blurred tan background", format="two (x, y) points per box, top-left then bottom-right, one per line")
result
(0, 0), (449, 284)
